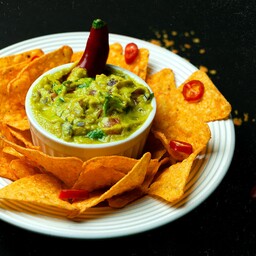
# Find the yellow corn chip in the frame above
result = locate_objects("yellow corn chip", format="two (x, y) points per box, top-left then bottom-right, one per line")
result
(9, 159), (40, 179)
(177, 70), (232, 122)
(108, 157), (167, 208)
(0, 174), (76, 212)
(1, 137), (83, 187)
(0, 49), (44, 68)
(146, 68), (176, 94)
(148, 147), (202, 202)
(107, 43), (149, 80)
(71, 152), (151, 217)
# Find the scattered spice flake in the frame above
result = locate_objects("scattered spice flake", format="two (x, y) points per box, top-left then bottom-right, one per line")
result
(163, 39), (174, 47)
(192, 38), (200, 43)
(199, 65), (208, 73)
(209, 69), (217, 75)
(149, 39), (162, 46)
(184, 43), (191, 49)
(232, 111), (252, 126)
(171, 31), (177, 36)
(243, 113), (249, 122)
(149, 28), (216, 76)
(233, 117), (243, 126)
(172, 49), (179, 54)
(199, 49), (206, 54)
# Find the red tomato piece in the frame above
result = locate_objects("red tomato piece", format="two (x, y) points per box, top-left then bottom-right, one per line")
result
(124, 43), (139, 64)
(59, 189), (89, 203)
(182, 80), (204, 102)
(169, 140), (193, 161)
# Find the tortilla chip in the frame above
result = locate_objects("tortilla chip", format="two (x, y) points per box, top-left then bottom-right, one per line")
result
(146, 68), (176, 94)
(0, 49), (44, 69)
(1, 137), (83, 187)
(143, 131), (167, 160)
(0, 153), (18, 181)
(0, 62), (30, 92)
(9, 159), (40, 179)
(71, 152), (151, 217)
(71, 51), (83, 62)
(8, 127), (36, 149)
(72, 155), (140, 192)
(148, 148), (202, 202)
(177, 70), (232, 122)
(0, 174), (76, 212)
(151, 91), (211, 159)
(107, 43), (149, 80)
(108, 157), (168, 208)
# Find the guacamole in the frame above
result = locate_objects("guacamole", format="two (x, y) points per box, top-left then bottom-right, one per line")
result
(30, 65), (154, 143)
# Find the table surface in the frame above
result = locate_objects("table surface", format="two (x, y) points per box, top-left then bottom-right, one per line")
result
(0, 0), (255, 255)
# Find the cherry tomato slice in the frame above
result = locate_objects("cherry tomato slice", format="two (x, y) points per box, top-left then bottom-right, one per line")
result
(125, 43), (139, 64)
(169, 140), (193, 161)
(59, 189), (89, 203)
(182, 80), (204, 102)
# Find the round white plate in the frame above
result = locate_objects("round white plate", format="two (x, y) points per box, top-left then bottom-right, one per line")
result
(0, 32), (235, 239)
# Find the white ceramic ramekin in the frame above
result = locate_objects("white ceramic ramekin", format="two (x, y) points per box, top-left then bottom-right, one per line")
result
(25, 63), (156, 161)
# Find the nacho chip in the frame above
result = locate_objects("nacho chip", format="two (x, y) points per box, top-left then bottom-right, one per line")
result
(148, 147), (202, 202)
(71, 152), (151, 217)
(177, 70), (232, 122)
(151, 91), (211, 158)
(0, 174), (76, 212)
(8, 127), (36, 149)
(0, 49), (44, 68)
(107, 43), (149, 80)
(71, 51), (83, 62)
(146, 68), (176, 94)
(108, 157), (168, 208)
(0, 62), (30, 92)
(73, 155), (139, 192)
(1, 137), (83, 187)
(9, 159), (40, 179)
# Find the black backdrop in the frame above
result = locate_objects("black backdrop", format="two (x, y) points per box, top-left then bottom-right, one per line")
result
(0, 0), (256, 255)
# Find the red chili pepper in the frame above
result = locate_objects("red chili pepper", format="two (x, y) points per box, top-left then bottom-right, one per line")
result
(78, 19), (109, 77)
(169, 140), (193, 161)
(124, 43), (139, 64)
(59, 189), (89, 203)
(182, 80), (204, 102)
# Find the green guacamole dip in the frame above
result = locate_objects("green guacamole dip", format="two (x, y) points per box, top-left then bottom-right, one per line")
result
(30, 64), (154, 144)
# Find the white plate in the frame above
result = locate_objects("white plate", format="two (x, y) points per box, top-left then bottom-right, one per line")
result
(0, 32), (235, 239)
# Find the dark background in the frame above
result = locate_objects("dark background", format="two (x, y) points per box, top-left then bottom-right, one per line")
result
(0, 0), (255, 255)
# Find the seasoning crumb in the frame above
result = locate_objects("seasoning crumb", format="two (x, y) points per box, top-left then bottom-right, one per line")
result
(164, 39), (174, 47)
(192, 38), (200, 43)
(243, 113), (249, 122)
(172, 49), (179, 54)
(199, 49), (206, 54)
(233, 117), (243, 126)
(184, 43), (191, 49)
(209, 69), (217, 75)
(171, 31), (177, 36)
(149, 39), (162, 46)
(200, 65), (208, 73)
